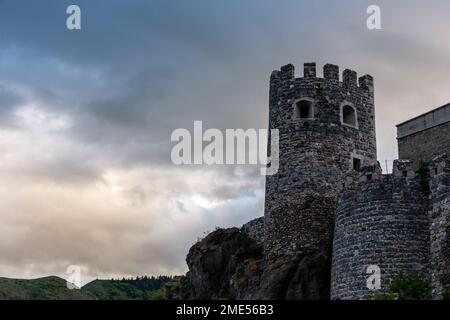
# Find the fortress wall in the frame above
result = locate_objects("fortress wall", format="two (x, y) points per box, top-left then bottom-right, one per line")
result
(241, 217), (265, 244)
(264, 63), (377, 261)
(331, 161), (430, 300)
(398, 121), (450, 169)
(397, 103), (450, 169)
(429, 155), (450, 299)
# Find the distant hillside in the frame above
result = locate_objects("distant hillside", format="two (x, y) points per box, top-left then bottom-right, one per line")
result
(0, 276), (170, 300)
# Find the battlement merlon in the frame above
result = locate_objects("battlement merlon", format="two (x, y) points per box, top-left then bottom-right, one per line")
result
(393, 159), (415, 178)
(324, 64), (339, 81)
(343, 69), (357, 87)
(430, 153), (449, 169)
(304, 62), (316, 78)
(269, 63), (373, 93)
(357, 161), (383, 183)
(340, 161), (382, 189)
(429, 153), (450, 182)
(359, 74), (374, 93)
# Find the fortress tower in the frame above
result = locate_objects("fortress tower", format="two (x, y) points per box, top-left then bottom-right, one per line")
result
(331, 161), (430, 299)
(264, 63), (377, 261)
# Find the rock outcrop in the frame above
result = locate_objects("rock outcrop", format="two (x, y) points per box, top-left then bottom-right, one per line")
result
(165, 225), (331, 300)
(256, 249), (331, 300)
(165, 227), (264, 299)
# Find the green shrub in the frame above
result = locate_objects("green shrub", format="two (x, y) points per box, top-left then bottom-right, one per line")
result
(150, 289), (166, 300)
(372, 292), (397, 300)
(442, 288), (450, 300)
(416, 161), (430, 194)
(389, 275), (431, 300)
(234, 232), (263, 259)
(372, 275), (431, 300)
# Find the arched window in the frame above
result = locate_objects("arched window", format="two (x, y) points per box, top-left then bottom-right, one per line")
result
(294, 99), (314, 119)
(341, 104), (357, 128)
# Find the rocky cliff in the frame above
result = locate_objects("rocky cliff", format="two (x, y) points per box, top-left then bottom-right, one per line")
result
(165, 218), (331, 300)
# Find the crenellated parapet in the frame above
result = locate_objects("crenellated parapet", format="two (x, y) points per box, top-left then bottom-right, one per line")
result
(270, 62), (374, 93)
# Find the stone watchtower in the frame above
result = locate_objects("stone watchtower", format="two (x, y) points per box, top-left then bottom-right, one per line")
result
(264, 63), (377, 261)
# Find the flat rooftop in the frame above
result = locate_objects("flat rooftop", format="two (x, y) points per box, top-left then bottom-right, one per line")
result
(397, 103), (450, 139)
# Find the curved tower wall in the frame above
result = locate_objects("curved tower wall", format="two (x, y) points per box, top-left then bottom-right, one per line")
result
(264, 63), (377, 261)
(429, 154), (450, 299)
(331, 161), (430, 300)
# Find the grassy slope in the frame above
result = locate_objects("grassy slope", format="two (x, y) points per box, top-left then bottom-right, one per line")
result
(82, 279), (163, 300)
(0, 276), (164, 300)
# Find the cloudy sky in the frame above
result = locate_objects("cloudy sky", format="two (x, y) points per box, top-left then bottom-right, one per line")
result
(1, 0), (450, 284)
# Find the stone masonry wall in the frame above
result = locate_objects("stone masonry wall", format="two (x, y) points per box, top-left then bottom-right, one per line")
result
(429, 154), (450, 299)
(264, 63), (377, 262)
(398, 121), (450, 169)
(331, 161), (430, 300)
(241, 217), (265, 244)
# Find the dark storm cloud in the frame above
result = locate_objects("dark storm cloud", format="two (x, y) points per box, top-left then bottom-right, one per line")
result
(0, 85), (25, 125)
(0, 0), (363, 173)
(0, 0), (282, 174)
